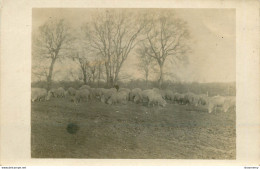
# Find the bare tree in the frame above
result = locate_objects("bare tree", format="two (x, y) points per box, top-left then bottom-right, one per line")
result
(97, 60), (105, 86)
(68, 69), (82, 81)
(73, 51), (90, 85)
(72, 45), (105, 85)
(89, 64), (96, 83)
(82, 9), (145, 87)
(136, 43), (156, 86)
(142, 11), (190, 88)
(87, 59), (107, 85)
(32, 64), (49, 82)
(87, 60), (98, 84)
(33, 19), (73, 90)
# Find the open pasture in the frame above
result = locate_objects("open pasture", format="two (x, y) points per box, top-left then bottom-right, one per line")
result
(31, 98), (235, 159)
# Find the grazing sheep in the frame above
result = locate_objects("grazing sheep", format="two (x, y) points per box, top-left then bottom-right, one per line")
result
(94, 88), (104, 98)
(159, 90), (167, 100)
(198, 94), (208, 105)
(151, 88), (167, 100)
(48, 88), (56, 97)
(133, 93), (142, 103)
(164, 89), (174, 101)
(67, 87), (76, 96)
(148, 94), (167, 107)
(118, 88), (131, 93)
(88, 88), (98, 99)
(56, 87), (66, 98)
(73, 89), (91, 103)
(107, 91), (129, 105)
(152, 88), (160, 92)
(173, 93), (185, 104)
(129, 88), (142, 101)
(48, 87), (65, 98)
(100, 88), (116, 103)
(99, 88), (108, 100)
(118, 88), (130, 100)
(184, 92), (199, 106)
(89, 88), (97, 99)
(91, 88), (104, 98)
(208, 95), (226, 113)
(108, 88), (117, 93)
(140, 89), (153, 103)
(223, 96), (236, 112)
(111, 88), (117, 92)
(79, 85), (91, 90)
(31, 88), (48, 102)
(64, 91), (69, 97)
(183, 92), (192, 104)
(152, 88), (160, 95)
(141, 89), (166, 107)
(132, 89), (150, 103)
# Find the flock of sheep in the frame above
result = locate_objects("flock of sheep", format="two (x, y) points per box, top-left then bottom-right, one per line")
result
(32, 85), (236, 113)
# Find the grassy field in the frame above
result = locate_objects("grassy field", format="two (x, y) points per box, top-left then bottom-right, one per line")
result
(31, 98), (236, 159)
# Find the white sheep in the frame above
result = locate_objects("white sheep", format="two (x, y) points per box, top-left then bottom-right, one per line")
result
(159, 90), (167, 100)
(198, 94), (208, 105)
(48, 87), (65, 98)
(208, 95), (226, 113)
(88, 88), (99, 99)
(64, 91), (69, 97)
(73, 89), (91, 103)
(140, 89), (153, 103)
(107, 91), (128, 105)
(165, 89), (174, 101)
(129, 88), (142, 101)
(184, 92), (199, 106)
(152, 88), (160, 92)
(109, 88), (117, 93)
(56, 87), (66, 98)
(173, 92), (185, 104)
(151, 88), (168, 100)
(100, 88), (116, 103)
(67, 87), (76, 96)
(118, 88), (131, 93)
(48, 88), (56, 97)
(141, 89), (166, 107)
(79, 85), (91, 90)
(118, 88), (130, 100)
(94, 88), (104, 98)
(223, 96), (236, 112)
(130, 88), (142, 103)
(148, 94), (167, 107)
(31, 88), (49, 102)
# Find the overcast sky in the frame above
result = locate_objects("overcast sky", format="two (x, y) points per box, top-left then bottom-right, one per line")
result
(32, 8), (235, 83)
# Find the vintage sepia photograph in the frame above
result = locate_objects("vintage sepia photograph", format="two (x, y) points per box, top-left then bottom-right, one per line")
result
(31, 8), (236, 159)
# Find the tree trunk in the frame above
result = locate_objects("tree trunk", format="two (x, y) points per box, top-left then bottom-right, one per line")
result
(98, 72), (100, 87)
(114, 60), (124, 86)
(145, 71), (148, 87)
(105, 62), (110, 86)
(47, 58), (56, 91)
(114, 71), (119, 86)
(83, 70), (87, 85)
(92, 73), (95, 83)
(110, 76), (113, 87)
(98, 65), (101, 87)
(158, 63), (164, 88)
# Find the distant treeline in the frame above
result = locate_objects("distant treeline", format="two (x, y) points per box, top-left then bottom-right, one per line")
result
(32, 80), (236, 97)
